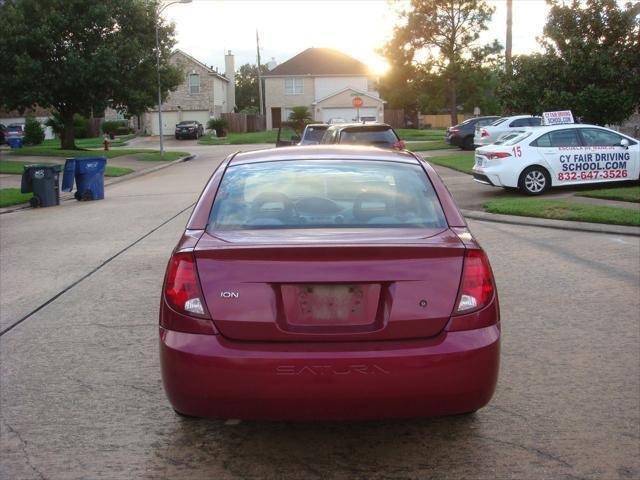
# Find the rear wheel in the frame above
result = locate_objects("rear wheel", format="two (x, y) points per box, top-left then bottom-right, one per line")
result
(519, 166), (550, 195)
(29, 196), (40, 208)
(462, 136), (475, 151)
(173, 408), (198, 419)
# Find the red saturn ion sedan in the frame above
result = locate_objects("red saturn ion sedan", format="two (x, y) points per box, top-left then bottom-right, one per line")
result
(160, 145), (500, 421)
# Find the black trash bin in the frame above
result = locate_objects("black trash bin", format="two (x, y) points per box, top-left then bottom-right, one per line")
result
(21, 164), (61, 208)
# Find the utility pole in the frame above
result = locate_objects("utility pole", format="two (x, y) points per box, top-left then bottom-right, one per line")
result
(506, 0), (513, 77)
(256, 29), (264, 116)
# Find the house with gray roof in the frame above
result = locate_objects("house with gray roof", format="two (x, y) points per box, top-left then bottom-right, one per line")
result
(263, 48), (384, 130)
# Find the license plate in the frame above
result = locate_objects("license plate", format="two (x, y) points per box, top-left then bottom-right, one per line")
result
(281, 284), (380, 326)
(476, 158), (485, 167)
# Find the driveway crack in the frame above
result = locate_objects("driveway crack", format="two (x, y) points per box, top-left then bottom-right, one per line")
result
(3, 421), (47, 480)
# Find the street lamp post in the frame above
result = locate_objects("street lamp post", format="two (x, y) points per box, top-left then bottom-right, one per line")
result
(155, 0), (192, 156)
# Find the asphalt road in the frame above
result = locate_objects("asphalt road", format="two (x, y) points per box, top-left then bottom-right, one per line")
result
(1, 143), (639, 480)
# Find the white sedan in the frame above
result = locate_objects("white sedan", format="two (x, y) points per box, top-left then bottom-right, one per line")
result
(472, 124), (639, 195)
(473, 115), (542, 147)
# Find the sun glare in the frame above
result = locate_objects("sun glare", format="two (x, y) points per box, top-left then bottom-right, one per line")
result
(368, 57), (390, 76)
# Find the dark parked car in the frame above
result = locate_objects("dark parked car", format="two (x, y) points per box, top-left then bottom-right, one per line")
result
(6, 123), (25, 138)
(0, 124), (6, 144)
(160, 145), (500, 421)
(175, 121), (204, 140)
(299, 123), (328, 145)
(320, 123), (405, 149)
(446, 116), (500, 150)
(275, 123), (329, 148)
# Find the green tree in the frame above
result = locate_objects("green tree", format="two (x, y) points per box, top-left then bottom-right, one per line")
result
(499, 0), (640, 125)
(23, 115), (45, 145)
(235, 63), (269, 113)
(287, 106), (312, 133)
(383, 0), (497, 124)
(0, 0), (182, 149)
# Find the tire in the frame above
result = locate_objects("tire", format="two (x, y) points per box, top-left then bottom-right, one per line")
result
(173, 408), (198, 419)
(462, 136), (475, 151)
(519, 166), (550, 195)
(29, 196), (41, 208)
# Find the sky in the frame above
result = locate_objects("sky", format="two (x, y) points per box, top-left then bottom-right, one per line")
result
(164, 0), (551, 75)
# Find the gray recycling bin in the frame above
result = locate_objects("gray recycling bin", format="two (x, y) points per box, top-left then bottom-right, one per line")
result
(21, 164), (61, 208)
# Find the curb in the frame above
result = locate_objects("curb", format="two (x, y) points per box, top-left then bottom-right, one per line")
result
(461, 209), (640, 237)
(0, 154), (195, 215)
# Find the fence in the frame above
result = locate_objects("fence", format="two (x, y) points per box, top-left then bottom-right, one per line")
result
(418, 114), (474, 129)
(221, 113), (266, 133)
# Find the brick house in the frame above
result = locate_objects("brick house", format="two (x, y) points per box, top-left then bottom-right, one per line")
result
(263, 48), (384, 130)
(140, 49), (236, 135)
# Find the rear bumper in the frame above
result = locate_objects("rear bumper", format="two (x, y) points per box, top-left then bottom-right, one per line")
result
(160, 324), (500, 420)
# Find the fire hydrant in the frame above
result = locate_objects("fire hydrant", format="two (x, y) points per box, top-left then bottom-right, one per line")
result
(103, 136), (110, 151)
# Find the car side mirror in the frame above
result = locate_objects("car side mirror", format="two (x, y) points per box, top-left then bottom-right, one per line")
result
(620, 139), (629, 149)
(291, 135), (301, 143)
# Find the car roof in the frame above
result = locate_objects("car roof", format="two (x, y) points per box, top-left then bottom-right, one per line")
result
(502, 114), (541, 120)
(304, 123), (328, 128)
(519, 123), (607, 132)
(230, 145), (419, 166)
(327, 122), (393, 130)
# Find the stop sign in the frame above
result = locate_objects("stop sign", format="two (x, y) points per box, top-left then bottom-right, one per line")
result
(352, 97), (363, 108)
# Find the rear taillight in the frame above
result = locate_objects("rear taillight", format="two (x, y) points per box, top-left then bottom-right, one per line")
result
(164, 252), (210, 318)
(481, 129), (489, 137)
(484, 152), (512, 160)
(453, 250), (494, 315)
(449, 129), (460, 135)
(393, 140), (406, 149)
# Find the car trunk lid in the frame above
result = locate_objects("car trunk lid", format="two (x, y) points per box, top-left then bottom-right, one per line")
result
(194, 228), (465, 342)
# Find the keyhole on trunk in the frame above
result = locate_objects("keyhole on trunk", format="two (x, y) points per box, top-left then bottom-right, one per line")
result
(419, 299), (428, 308)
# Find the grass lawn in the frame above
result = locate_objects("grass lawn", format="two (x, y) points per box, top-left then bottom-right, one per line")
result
(484, 198), (640, 227)
(576, 185), (640, 203)
(396, 128), (446, 141)
(0, 159), (132, 177)
(422, 152), (475, 174)
(10, 146), (159, 158)
(10, 146), (191, 160)
(199, 130), (277, 145)
(136, 151), (191, 161)
(40, 135), (134, 149)
(0, 188), (32, 207)
(406, 141), (457, 152)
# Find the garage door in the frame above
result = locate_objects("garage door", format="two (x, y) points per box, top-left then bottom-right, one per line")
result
(147, 111), (180, 136)
(181, 110), (211, 126)
(321, 107), (378, 123)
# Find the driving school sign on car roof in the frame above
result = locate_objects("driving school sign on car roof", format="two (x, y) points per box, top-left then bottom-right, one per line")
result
(542, 110), (574, 125)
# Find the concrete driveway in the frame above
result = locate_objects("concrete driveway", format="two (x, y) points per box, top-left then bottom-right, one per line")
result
(1, 144), (638, 479)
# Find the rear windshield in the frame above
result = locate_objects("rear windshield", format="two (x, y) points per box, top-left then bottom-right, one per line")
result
(208, 160), (447, 230)
(490, 118), (507, 126)
(302, 126), (327, 143)
(338, 127), (399, 146)
(494, 131), (532, 145)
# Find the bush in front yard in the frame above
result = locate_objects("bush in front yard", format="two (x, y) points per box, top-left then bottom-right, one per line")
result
(101, 120), (130, 135)
(24, 115), (45, 145)
(207, 118), (228, 137)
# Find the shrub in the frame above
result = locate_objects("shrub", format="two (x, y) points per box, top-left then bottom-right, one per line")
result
(45, 112), (91, 139)
(287, 106), (312, 133)
(207, 118), (228, 137)
(101, 120), (129, 135)
(23, 115), (45, 145)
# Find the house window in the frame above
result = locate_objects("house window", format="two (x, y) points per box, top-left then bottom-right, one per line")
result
(284, 77), (303, 95)
(189, 74), (200, 95)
